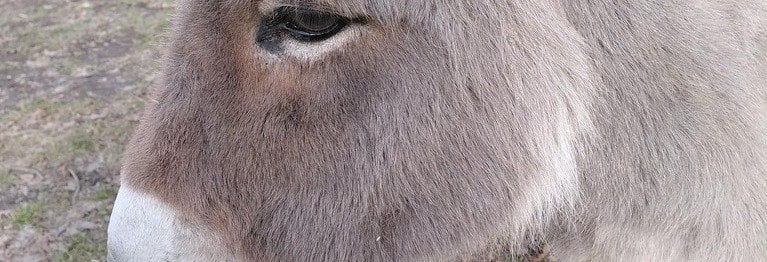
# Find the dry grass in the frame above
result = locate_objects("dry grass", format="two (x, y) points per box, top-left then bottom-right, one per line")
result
(0, 0), (174, 260)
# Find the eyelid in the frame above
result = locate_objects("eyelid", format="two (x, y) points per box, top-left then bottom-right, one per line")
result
(274, 7), (349, 41)
(260, 2), (336, 16)
(259, 2), (367, 24)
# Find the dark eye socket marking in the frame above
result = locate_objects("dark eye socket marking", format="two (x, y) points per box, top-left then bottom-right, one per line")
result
(256, 7), (363, 53)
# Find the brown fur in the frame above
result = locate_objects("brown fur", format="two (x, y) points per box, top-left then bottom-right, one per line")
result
(119, 0), (767, 260)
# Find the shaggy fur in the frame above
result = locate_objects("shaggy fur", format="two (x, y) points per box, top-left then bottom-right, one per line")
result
(115, 0), (767, 260)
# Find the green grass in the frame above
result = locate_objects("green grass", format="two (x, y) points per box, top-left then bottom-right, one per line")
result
(0, 94), (145, 173)
(0, 169), (10, 187)
(118, 2), (173, 46)
(4, 6), (90, 58)
(10, 200), (45, 229)
(55, 127), (99, 160)
(93, 188), (118, 201)
(53, 233), (106, 262)
(0, 0), (175, 260)
(0, 98), (103, 166)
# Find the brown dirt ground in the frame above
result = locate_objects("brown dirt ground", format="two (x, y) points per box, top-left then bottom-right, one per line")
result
(0, 0), (173, 260)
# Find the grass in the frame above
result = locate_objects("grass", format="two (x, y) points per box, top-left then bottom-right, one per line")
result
(2, 1), (163, 56)
(51, 127), (99, 163)
(0, 169), (10, 187)
(10, 199), (45, 229)
(0, 0), (175, 260)
(0, 96), (146, 170)
(3, 5), (90, 58)
(118, 1), (173, 48)
(0, 98), (104, 167)
(52, 233), (106, 262)
(93, 188), (118, 202)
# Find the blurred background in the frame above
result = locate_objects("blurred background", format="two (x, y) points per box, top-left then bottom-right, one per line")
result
(1, 0), (174, 260)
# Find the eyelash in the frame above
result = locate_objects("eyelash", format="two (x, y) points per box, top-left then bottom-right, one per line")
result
(256, 6), (361, 52)
(277, 7), (351, 42)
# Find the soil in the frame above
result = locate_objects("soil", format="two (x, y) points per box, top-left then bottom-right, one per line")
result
(0, 0), (173, 260)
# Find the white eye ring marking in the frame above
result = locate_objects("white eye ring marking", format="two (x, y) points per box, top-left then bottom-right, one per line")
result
(255, 2), (365, 63)
(280, 24), (362, 62)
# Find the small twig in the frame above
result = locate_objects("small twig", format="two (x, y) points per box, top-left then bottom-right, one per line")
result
(67, 168), (81, 204)
(9, 166), (42, 177)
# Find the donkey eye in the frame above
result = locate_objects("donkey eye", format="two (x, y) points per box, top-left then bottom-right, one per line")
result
(278, 7), (349, 42)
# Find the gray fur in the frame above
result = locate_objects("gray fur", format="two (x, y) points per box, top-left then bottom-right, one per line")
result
(114, 0), (767, 260)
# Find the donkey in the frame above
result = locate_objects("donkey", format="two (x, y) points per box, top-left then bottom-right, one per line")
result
(107, 0), (767, 260)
